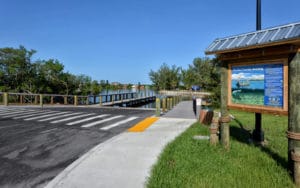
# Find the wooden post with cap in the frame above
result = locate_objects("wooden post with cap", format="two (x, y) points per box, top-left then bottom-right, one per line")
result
(3, 92), (8, 106)
(288, 52), (300, 184)
(220, 61), (230, 149)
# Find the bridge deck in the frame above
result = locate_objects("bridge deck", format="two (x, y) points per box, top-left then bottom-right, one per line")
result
(162, 100), (196, 119)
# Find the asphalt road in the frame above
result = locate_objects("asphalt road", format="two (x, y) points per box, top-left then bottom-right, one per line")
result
(0, 106), (154, 188)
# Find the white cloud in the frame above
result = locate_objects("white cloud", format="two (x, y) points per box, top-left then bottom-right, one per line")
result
(232, 73), (245, 80)
(232, 73), (264, 80)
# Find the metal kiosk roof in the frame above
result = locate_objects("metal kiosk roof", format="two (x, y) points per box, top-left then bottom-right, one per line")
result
(205, 22), (300, 55)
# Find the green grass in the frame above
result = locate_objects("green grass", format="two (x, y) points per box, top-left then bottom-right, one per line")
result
(146, 110), (295, 188)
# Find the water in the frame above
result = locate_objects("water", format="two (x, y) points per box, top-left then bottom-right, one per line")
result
(88, 89), (157, 108)
(232, 80), (264, 90)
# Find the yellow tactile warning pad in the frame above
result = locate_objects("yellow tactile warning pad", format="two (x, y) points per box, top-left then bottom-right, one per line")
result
(128, 117), (159, 132)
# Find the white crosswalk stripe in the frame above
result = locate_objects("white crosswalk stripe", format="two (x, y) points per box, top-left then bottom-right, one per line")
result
(81, 115), (124, 128)
(0, 109), (35, 116)
(51, 113), (95, 124)
(100, 116), (138, 130)
(0, 111), (36, 118)
(13, 111), (58, 119)
(1, 110), (45, 118)
(24, 111), (70, 121)
(66, 114), (109, 125)
(38, 112), (83, 122)
(0, 107), (26, 111)
(0, 107), (140, 131)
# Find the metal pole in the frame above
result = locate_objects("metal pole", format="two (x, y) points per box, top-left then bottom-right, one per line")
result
(253, 0), (264, 143)
(256, 0), (261, 30)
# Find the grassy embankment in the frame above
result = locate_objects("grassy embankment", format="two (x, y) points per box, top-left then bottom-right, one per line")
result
(147, 110), (295, 188)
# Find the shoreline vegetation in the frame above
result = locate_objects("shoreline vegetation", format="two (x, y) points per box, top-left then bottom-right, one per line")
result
(0, 46), (150, 96)
(1, 46), (220, 108)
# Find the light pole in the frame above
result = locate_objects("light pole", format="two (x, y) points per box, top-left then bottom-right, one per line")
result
(253, 0), (264, 143)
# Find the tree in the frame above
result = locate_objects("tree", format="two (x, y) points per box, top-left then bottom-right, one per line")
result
(75, 74), (92, 95)
(149, 63), (181, 91)
(182, 57), (221, 106)
(90, 80), (101, 95)
(0, 46), (36, 92)
(33, 59), (67, 94)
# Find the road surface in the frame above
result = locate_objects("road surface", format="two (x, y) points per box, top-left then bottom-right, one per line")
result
(0, 106), (154, 188)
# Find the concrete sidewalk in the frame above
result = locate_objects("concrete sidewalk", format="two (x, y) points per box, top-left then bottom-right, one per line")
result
(46, 101), (196, 188)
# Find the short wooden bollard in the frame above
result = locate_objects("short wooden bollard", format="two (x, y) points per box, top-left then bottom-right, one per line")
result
(39, 94), (43, 107)
(173, 96), (176, 106)
(210, 117), (220, 145)
(74, 96), (78, 106)
(162, 98), (166, 113)
(167, 98), (171, 110)
(3, 92), (8, 106)
(20, 95), (23, 104)
(112, 95), (115, 105)
(34, 95), (38, 105)
(64, 96), (67, 105)
(170, 98), (173, 109)
(99, 96), (103, 106)
(156, 98), (161, 117)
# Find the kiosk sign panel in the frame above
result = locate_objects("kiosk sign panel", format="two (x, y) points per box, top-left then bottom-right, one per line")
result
(230, 63), (284, 108)
(264, 64), (283, 107)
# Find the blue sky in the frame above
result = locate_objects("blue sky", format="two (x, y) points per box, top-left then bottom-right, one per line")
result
(1, 0), (300, 84)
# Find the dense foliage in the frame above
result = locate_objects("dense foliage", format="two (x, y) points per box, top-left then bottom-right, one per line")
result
(0, 46), (131, 95)
(149, 63), (181, 90)
(149, 57), (221, 106)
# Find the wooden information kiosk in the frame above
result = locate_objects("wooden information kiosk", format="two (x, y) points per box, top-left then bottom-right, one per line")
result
(205, 22), (300, 183)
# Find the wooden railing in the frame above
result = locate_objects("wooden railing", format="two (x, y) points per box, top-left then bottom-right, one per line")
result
(159, 90), (212, 98)
(0, 92), (89, 106)
(0, 91), (156, 107)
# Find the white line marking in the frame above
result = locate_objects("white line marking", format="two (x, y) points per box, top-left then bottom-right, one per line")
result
(51, 113), (95, 123)
(100, 116), (138, 130)
(67, 114), (110, 125)
(40, 128), (58, 134)
(13, 111), (57, 119)
(0, 109), (20, 113)
(1, 110), (43, 118)
(38, 112), (83, 122)
(0, 108), (27, 111)
(81, 115), (124, 128)
(24, 111), (70, 121)
(0, 109), (36, 116)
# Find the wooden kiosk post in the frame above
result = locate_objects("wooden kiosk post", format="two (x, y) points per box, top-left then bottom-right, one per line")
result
(288, 51), (300, 183)
(220, 62), (230, 149)
(205, 21), (300, 184)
